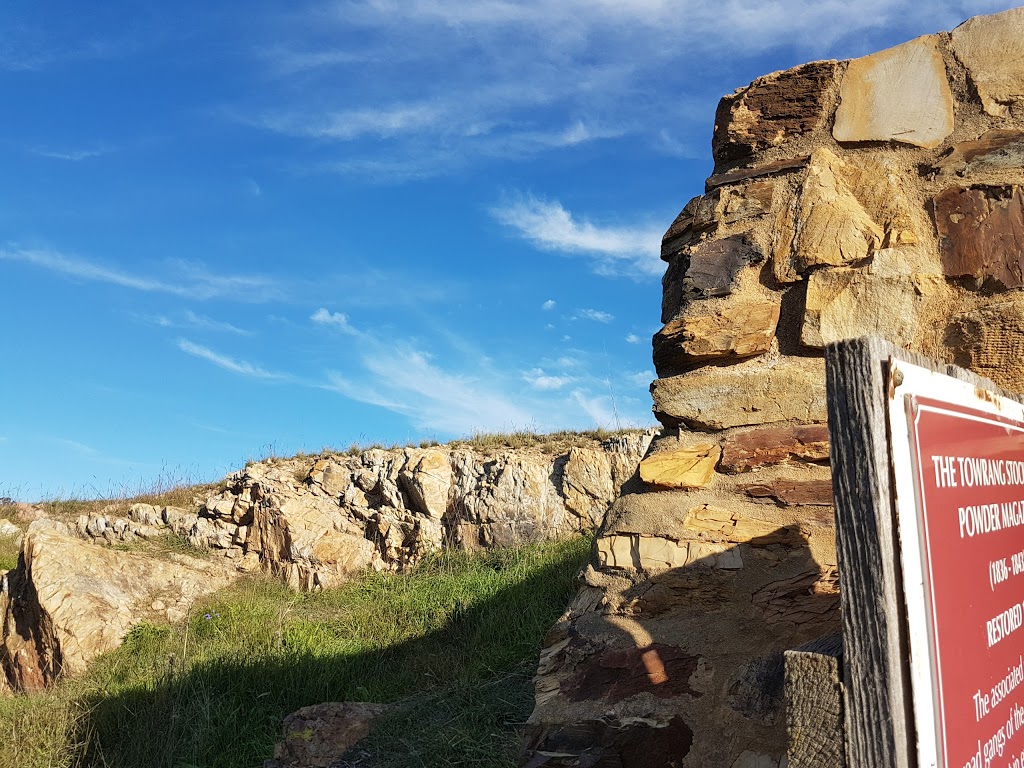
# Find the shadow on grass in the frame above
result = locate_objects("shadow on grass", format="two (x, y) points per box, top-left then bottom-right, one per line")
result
(75, 541), (590, 768)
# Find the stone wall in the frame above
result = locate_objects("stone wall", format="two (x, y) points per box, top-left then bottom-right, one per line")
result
(523, 8), (1024, 767)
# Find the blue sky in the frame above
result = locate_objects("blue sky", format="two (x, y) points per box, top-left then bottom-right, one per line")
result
(1, 0), (1015, 500)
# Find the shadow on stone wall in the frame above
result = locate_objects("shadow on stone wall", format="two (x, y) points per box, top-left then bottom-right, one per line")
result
(522, 528), (839, 767)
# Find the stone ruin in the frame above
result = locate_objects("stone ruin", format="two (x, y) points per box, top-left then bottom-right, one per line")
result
(523, 7), (1024, 767)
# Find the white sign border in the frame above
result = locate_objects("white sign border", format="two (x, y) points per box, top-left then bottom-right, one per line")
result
(889, 358), (1024, 768)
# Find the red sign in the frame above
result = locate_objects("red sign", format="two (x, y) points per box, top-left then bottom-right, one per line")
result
(905, 395), (1024, 768)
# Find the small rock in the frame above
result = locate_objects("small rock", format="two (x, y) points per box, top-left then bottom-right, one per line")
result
(265, 702), (388, 768)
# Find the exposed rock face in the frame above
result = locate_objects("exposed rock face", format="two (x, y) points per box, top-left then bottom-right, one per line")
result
(62, 435), (650, 593)
(0, 520), (236, 692)
(525, 8), (1024, 767)
(0, 434), (651, 693)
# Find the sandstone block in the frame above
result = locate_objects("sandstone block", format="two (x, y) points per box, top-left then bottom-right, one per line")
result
(654, 299), (780, 375)
(684, 505), (799, 545)
(742, 479), (834, 506)
(933, 185), (1024, 290)
(801, 268), (925, 348)
(774, 149), (884, 282)
(951, 7), (1024, 117)
(706, 156), (809, 190)
(721, 424), (830, 473)
(946, 296), (1024, 393)
(933, 130), (1024, 177)
(661, 194), (718, 257)
(684, 235), (763, 300)
(662, 235), (764, 323)
(713, 61), (839, 167)
(652, 357), (827, 431)
(639, 444), (721, 489)
(833, 35), (953, 148)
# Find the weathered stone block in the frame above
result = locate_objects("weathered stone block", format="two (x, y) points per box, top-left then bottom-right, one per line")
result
(639, 444), (722, 489)
(720, 424), (830, 473)
(774, 149), (883, 282)
(951, 7), (1024, 117)
(742, 479), (834, 506)
(801, 268), (925, 348)
(652, 357), (827, 430)
(713, 61), (839, 168)
(654, 299), (780, 374)
(933, 185), (1024, 290)
(933, 130), (1024, 177)
(833, 35), (953, 148)
(946, 296), (1024, 393)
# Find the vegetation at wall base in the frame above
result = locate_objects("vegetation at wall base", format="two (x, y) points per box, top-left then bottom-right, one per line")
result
(0, 536), (590, 768)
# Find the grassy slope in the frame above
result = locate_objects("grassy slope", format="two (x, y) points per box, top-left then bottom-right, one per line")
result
(0, 537), (590, 768)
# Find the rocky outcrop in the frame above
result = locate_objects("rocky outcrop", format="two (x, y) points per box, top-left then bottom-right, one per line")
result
(524, 8), (1024, 767)
(0, 433), (651, 692)
(187, 435), (647, 590)
(0, 520), (236, 692)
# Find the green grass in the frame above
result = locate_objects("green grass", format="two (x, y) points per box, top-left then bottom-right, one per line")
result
(0, 536), (590, 768)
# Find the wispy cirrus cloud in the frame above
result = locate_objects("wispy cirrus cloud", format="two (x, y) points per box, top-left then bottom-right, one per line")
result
(176, 340), (287, 380)
(240, 0), (1011, 179)
(492, 195), (662, 277)
(146, 310), (251, 335)
(1, 247), (284, 302)
(29, 145), (113, 161)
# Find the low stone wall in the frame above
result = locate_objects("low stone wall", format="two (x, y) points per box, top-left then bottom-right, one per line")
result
(524, 8), (1024, 767)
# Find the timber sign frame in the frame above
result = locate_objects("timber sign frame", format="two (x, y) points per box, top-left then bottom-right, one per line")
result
(826, 337), (1024, 768)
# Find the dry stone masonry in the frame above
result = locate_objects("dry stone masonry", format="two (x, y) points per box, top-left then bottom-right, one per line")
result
(523, 8), (1024, 767)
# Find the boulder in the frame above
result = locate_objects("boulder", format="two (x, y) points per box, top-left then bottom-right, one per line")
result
(265, 702), (388, 768)
(0, 521), (236, 692)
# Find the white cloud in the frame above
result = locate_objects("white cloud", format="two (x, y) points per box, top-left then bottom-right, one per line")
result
(1, 247), (283, 302)
(574, 308), (615, 323)
(147, 311), (250, 335)
(311, 307), (358, 334)
(260, 103), (446, 141)
(177, 340), (286, 380)
(235, 0), (1008, 181)
(542, 299), (556, 310)
(523, 368), (573, 391)
(30, 145), (111, 161)
(625, 333), (641, 344)
(492, 195), (662, 277)
(326, 345), (537, 435)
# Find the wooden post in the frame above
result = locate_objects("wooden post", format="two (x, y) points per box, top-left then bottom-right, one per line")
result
(825, 336), (1024, 768)
(785, 633), (844, 768)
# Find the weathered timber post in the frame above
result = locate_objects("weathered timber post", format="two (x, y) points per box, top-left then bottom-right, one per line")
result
(785, 634), (844, 768)
(823, 336), (1024, 768)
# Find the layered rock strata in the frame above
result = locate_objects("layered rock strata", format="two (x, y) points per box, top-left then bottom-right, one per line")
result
(524, 8), (1024, 767)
